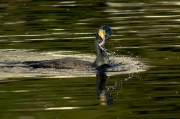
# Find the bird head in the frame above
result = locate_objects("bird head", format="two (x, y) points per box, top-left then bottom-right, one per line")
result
(98, 25), (112, 49)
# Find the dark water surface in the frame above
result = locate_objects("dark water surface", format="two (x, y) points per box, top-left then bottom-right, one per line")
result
(0, 0), (180, 118)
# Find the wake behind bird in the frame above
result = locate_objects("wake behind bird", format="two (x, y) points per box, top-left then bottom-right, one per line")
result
(0, 49), (146, 80)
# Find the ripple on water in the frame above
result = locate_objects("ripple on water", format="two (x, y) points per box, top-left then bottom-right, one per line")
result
(0, 49), (146, 80)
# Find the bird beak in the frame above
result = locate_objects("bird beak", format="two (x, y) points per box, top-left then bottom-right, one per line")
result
(98, 29), (106, 50)
(98, 29), (106, 42)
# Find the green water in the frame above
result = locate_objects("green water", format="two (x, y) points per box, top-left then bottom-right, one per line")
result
(0, 0), (180, 118)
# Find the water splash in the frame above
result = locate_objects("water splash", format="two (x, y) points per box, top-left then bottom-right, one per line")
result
(0, 49), (146, 79)
(102, 48), (144, 72)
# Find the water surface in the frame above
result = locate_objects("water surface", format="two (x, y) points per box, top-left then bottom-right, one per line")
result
(0, 0), (180, 118)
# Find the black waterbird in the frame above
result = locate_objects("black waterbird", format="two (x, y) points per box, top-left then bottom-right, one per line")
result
(26, 25), (113, 70)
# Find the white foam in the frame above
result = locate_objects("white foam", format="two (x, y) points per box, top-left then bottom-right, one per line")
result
(0, 49), (146, 80)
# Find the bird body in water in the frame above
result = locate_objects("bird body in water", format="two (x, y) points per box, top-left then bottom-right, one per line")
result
(26, 25), (113, 70)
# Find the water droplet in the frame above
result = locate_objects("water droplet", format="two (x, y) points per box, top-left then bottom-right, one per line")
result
(124, 78), (128, 81)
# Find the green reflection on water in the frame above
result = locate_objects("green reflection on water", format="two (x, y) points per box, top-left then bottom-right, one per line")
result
(1, 0), (180, 118)
(0, 71), (180, 119)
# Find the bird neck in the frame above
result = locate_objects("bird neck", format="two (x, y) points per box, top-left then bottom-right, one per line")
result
(94, 34), (110, 67)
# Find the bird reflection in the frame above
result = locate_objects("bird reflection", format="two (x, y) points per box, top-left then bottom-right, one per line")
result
(95, 69), (140, 105)
(96, 69), (113, 105)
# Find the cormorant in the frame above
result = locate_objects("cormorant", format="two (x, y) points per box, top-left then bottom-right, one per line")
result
(26, 25), (112, 70)
(94, 25), (112, 69)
